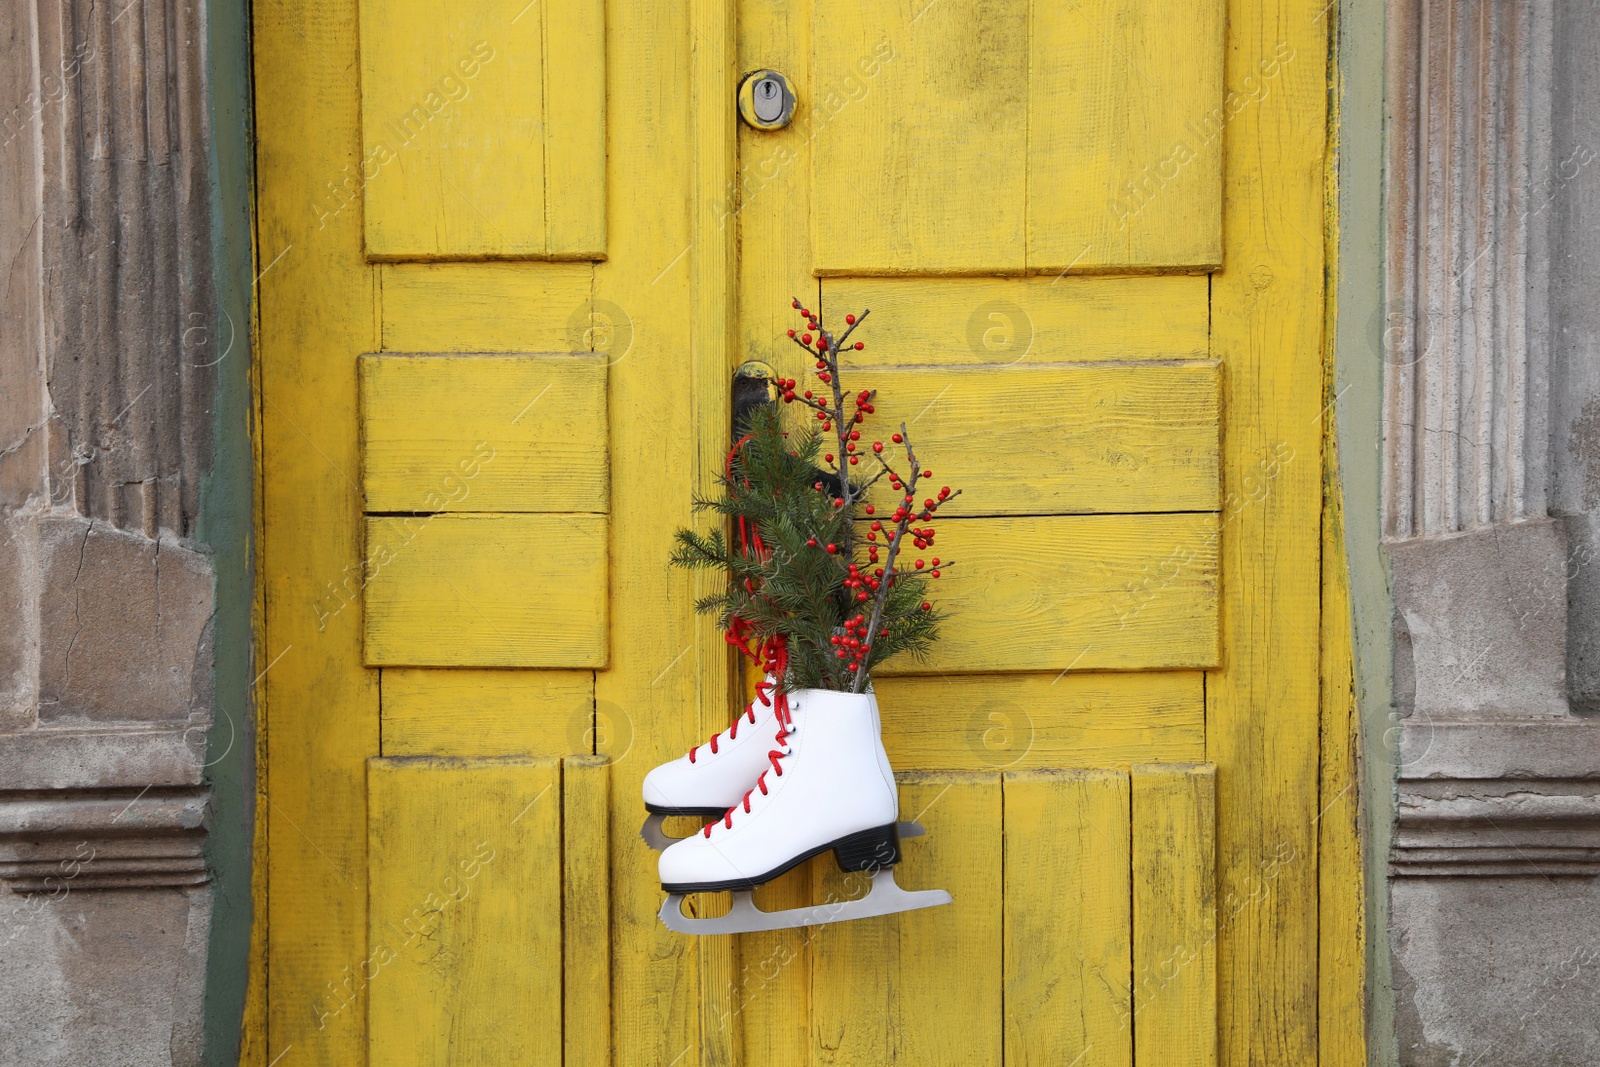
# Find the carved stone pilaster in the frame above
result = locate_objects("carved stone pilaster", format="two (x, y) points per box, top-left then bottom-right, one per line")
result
(0, 0), (223, 1061)
(1384, 0), (1553, 541)
(0, 788), (210, 892)
(1383, 2), (1600, 1062)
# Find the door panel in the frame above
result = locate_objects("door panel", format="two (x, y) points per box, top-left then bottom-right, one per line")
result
(379, 669), (595, 757)
(857, 362), (1221, 514)
(876, 672), (1206, 769)
(360, 353), (609, 513)
(357, 0), (605, 257)
(1004, 768), (1134, 1067)
(363, 513), (609, 666)
(378, 263), (595, 351)
(366, 757), (564, 1064)
(1131, 763), (1218, 1065)
(817, 276), (1212, 365)
(811, 773), (1005, 1065)
(874, 514), (1219, 673)
(811, 0), (1223, 274)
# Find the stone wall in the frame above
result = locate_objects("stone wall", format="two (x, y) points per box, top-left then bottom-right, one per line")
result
(1384, 0), (1600, 1062)
(0, 0), (232, 1062)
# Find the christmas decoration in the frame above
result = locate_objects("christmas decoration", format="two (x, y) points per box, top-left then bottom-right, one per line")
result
(670, 302), (962, 692)
(644, 302), (956, 934)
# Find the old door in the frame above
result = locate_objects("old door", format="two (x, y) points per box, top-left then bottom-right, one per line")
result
(252, 0), (1346, 1061)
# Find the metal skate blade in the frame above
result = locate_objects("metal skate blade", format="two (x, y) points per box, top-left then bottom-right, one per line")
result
(646, 818), (924, 853)
(640, 813), (676, 851)
(658, 869), (952, 935)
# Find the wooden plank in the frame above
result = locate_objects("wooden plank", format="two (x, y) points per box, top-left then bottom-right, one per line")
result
(254, 0), (378, 1053)
(1029, 0), (1225, 271)
(820, 276), (1211, 367)
(593, 0), (706, 1061)
(812, 773), (1002, 1065)
(872, 515), (1220, 674)
(1208, 0), (1326, 1057)
(363, 514), (608, 667)
(380, 669), (595, 757)
(688, 0), (742, 1062)
(360, 353), (608, 513)
(358, 0), (546, 257)
(544, 0), (607, 256)
(1003, 769), (1132, 1067)
(731, 1), (817, 1055)
(563, 756), (612, 1067)
(1131, 764), (1217, 1067)
(812, 0), (1027, 273)
(1320, 439), (1368, 1067)
(379, 263), (593, 353)
(367, 757), (561, 1065)
(875, 672), (1205, 771)
(854, 362), (1221, 515)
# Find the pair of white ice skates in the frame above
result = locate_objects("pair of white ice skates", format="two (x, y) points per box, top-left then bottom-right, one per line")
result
(641, 678), (953, 934)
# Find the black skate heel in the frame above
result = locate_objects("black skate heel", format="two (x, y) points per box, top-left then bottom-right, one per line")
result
(832, 822), (901, 872)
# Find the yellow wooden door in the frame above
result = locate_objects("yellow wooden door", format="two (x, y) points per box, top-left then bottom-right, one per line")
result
(251, 0), (1356, 1061)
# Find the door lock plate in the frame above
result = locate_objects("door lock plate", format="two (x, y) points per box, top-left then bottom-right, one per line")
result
(738, 70), (796, 130)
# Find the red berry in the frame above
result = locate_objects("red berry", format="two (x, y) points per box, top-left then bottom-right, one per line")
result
(854, 342), (864, 350)
(932, 557), (941, 566)
(802, 334), (812, 344)
(865, 504), (875, 514)
(824, 454), (834, 463)
(804, 390), (814, 399)
(845, 314), (856, 325)
(801, 308), (811, 317)
(857, 592), (869, 602)
(921, 602), (931, 611)
(833, 500), (844, 509)
(873, 442), (883, 454)
(849, 455), (859, 465)
(931, 569), (941, 578)
(807, 538), (817, 547)
(925, 498), (935, 508)
(849, 430), (860, 441)
(787, 329), (796, 338)
(892, 433), (903, 443)
(793, 299), (801, 308)
(922, 469), (931, 477)
(915, 560), (925, 569)
(870, 521), (882, 530)
(818, 338), (829, 351)
(814, 481), (824, 490)
(826, 543), (838, 554)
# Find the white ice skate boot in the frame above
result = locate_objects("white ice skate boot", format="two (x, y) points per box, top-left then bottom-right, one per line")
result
(656, 688), (952, 934)
(639, 677), (785, 849)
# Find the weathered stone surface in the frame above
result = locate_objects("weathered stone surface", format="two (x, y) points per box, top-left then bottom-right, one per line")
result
(1391, 518), (1570, 719)
(0, 515), (40, 732)
(0, 728), (203, 791)
(0, 886), (211, 1067)
(1394, 877), (1600, 1067)
(35, 515), (214, 725)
